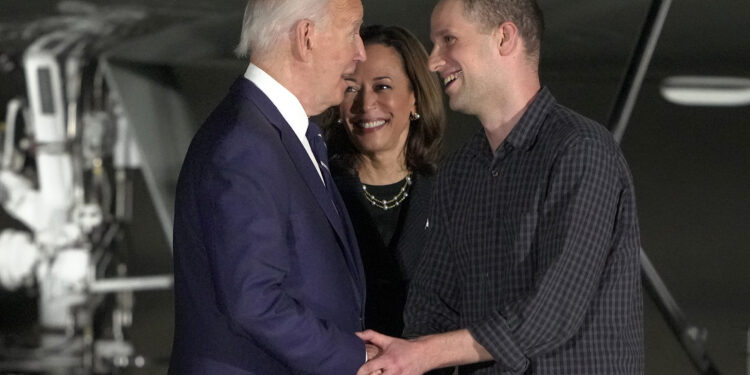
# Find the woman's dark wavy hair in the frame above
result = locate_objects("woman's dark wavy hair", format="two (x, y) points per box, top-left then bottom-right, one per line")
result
(321, 24), (445, 176)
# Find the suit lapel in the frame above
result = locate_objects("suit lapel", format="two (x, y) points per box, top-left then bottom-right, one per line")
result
(394, 174), (432, 278)
(231, 78), (364, 300)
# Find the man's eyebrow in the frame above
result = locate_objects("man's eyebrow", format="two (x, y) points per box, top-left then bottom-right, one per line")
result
(430, 28), (449, 40)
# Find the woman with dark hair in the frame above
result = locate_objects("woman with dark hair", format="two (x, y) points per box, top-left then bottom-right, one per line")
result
(323, 24), (445, 337)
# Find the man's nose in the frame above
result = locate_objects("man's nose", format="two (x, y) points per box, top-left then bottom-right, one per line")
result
(354, 34), (366, 62)
(427, 46), (443, 72)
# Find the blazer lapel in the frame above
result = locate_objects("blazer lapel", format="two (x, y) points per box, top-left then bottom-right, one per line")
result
(278, 125), (366, 304)
(231, 78), (364, 301)
(394, 174), (432, 279)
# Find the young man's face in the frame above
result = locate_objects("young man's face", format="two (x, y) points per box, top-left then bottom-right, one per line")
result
(428, 0), (499, 115)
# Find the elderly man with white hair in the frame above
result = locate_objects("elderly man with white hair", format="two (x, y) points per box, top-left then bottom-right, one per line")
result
(168, 0), (373, 373)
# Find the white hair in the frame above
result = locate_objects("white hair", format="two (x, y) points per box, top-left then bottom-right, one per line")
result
(235, 0), (332, 58)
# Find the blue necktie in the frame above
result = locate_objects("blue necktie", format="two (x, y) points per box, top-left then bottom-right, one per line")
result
(306, 121), (354, 239)
(305, 121), (332, 188)
(306, 121), (363, 299)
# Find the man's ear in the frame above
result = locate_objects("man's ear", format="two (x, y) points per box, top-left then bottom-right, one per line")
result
(494, 21), (519, 56)
(292, 19), (315, 61)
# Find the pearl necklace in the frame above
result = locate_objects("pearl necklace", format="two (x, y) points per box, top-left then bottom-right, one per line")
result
(362, 175), (412, 210)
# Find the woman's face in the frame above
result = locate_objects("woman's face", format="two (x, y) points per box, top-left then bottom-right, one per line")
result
(340, 43), (416, 159)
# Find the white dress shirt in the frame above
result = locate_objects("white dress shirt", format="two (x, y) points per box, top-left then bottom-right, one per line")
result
(244, 63), (324, 184)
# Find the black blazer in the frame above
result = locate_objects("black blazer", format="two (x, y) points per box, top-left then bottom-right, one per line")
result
(330, 161), (433, 337)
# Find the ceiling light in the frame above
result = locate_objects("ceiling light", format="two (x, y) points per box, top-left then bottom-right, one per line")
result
(660, 75), (750, 107)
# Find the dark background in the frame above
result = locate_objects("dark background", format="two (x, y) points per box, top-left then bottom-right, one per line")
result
(1, 0), (749, 374)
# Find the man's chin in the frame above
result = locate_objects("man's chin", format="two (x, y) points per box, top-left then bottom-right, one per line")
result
(329, 93), (346, 107)
(448, 96), (466, 113)
(315, 94), (345, 114)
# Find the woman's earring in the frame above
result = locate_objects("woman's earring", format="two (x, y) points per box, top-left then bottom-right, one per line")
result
(409, 112), (421, 121)
(336, 118), (344, 124)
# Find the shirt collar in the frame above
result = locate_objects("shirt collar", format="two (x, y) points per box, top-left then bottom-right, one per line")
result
(244, 63), (309, 139)
(468, 86), (556, 160)
(503, 86), (555, 152)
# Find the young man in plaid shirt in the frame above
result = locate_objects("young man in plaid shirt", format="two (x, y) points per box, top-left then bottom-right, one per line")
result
(357, 0), (643, 374)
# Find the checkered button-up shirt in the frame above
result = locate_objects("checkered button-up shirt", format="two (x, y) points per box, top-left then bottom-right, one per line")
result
(404, 87), (644, 374)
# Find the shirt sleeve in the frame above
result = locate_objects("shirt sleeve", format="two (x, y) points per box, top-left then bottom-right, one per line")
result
(467, 137), (625, 372)
(403, 170), (461, 339)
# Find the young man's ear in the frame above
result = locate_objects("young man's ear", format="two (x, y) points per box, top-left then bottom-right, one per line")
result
(293, 19), (316, 61)
(495, 21), (519, 56)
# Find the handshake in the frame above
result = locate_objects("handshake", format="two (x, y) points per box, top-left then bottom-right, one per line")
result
(357, 329), (429, 375)
(355, 328), (484, 375)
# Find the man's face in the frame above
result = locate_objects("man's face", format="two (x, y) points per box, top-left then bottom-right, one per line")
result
(428, 0), (498, 115)
(312, 0), (366, 113)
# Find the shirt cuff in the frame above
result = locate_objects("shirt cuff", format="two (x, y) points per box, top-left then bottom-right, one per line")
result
(467, 311), (528, 373)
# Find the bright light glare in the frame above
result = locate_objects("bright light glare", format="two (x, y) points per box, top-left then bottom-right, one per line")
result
(660, 76), (750, 107)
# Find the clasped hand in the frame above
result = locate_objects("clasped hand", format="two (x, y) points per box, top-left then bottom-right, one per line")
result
(357, 330), (431, 375)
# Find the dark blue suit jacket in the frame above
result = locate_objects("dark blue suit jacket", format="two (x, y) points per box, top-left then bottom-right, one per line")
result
(169, 77), (366, 374)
